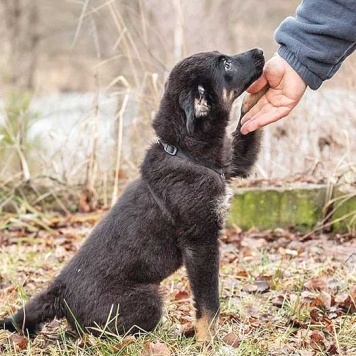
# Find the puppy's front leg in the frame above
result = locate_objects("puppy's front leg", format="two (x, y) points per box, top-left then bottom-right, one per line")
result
(228, 86), (268, 178)
(182, 243), (219, 343)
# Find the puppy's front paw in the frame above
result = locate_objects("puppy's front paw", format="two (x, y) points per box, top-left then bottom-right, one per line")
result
(240, 84), (269, 118)
(195, 315), (217, 344)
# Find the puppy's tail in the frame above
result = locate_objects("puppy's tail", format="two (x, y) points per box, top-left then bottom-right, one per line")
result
(0, 284), (64, 336)
(0, 317), (17, 332)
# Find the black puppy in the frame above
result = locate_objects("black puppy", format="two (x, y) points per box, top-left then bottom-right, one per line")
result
(0, 49), (264, 343)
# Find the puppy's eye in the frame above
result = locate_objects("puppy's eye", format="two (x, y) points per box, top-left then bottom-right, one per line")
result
(222, 58), (232, 71)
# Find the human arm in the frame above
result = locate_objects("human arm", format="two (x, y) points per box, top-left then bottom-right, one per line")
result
(241, 0), (356, 135)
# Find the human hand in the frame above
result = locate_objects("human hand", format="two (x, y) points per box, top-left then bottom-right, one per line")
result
(240, 55), (307, 135)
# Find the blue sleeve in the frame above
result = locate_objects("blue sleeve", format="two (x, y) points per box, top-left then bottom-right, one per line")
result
(275, 0), (356, 89)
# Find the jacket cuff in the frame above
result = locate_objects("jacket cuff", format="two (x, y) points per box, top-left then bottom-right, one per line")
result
(278, 47), (323, 90)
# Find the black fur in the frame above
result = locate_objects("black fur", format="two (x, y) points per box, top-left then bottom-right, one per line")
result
(1, 49), (264, 338)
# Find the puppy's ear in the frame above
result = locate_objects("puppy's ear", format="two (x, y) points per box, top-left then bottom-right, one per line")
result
(180, 85), (210, 135)
(180, 91), (195, 135)
(194, 85), (210, 118)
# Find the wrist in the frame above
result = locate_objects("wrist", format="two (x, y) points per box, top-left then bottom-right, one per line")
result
(278, 47), (320, 89)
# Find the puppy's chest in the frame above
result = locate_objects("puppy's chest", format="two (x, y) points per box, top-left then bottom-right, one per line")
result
(215, 183), (233, 225)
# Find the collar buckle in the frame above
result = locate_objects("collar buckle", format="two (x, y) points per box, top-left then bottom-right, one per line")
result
(158, 140), (178, 156)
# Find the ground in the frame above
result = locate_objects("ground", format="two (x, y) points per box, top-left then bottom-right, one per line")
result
(0, 212), (355, 355)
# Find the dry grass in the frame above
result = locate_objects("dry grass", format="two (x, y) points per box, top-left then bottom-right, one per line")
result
(0, 3), (355, 355)
(0, 213), (355, 355)
(1, 0), (355, 194)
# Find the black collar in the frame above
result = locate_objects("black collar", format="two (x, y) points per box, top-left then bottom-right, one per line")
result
(157, 139), (226, 178)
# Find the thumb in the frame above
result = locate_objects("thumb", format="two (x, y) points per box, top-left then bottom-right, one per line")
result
(246, 74), (268, 93)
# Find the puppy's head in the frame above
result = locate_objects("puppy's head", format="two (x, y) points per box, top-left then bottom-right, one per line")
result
(165, 48), (264, 135)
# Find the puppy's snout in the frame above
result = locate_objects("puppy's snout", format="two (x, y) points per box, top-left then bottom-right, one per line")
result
(251, 48), (265, 68)
(252, 48), (264, 59)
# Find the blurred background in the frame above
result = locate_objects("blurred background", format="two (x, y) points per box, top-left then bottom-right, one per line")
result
(0, 0), (355, 212)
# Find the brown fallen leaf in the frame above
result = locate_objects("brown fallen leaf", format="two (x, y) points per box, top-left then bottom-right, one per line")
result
(174, 290), (190, 301)
(248, 317), (261, 328)
(10, 334), (28, 351)
(335, 292), (349, 304)
(309, 330), (326, 351)
(319, 291), (332, 309)
(271, 294), (286, 308)
(327, 343), (339, 355)
(225, 253), (237, 263)
(236, 269), (249, 279)
(243, 275), (271, 294)
(335, 287), (356, 312)
(255, 275), (272, 293)
(300, 291), (324, 309)
(223, 332), (240, 348)
(350, 285), (356, 310)
(142, 341), (171, 356)
(112, 336), (136, 352)
(303, 277), (328, 292)
(220, 311), (241, 323)
(321, 315), (334, 333)
(288, 318), (308, 329)
(309, 308), (322, 322)
(242, 283), (258, 293)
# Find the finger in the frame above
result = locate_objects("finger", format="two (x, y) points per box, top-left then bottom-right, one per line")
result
(240, 106), (290, 134)
(246, 75), (268, 93)
(241, 100), (273, 128)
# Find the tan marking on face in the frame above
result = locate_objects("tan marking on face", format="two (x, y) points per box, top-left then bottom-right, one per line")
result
(222, 88), (235, 104)
(195, 312), (218, 344)
(194, 98), (209, 117)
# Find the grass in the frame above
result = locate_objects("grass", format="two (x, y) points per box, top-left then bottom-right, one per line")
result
(0, 213), (355, 355)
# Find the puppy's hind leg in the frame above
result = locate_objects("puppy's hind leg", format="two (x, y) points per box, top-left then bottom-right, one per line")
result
(87, 284), (163, 336)
(118, 284), (163, 335)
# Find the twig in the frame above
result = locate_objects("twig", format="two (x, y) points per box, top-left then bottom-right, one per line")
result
(72, 0), (90, 50)
(86, 15), (102, 192)
(111, 94), (129, 206)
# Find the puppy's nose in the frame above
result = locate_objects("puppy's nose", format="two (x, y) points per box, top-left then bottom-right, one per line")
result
(252, 48), (264, 59)
(251, 48), (265, 68)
